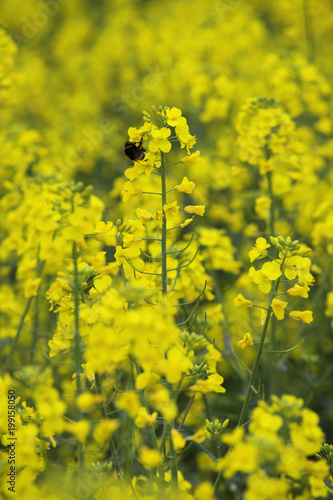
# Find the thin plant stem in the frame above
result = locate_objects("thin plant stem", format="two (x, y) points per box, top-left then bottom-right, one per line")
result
(160, 151), (168, 296)
(237, 254), (286, 427)
(3, 259), (45, 374)
(266, 171), (278, 394)
(31, 257), (45, 362)
(161, 150), (178, 488)
(168, 421), (178, 488)
(178, 393), (196, 431)
(2, 297), (34, 375)
(72, 241), (84, 468)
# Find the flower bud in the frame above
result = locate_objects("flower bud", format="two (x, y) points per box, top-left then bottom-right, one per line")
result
(222, 419), (229, 429)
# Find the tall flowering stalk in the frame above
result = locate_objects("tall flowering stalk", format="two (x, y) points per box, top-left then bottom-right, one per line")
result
(214, 234), (315, 491)
(118, 106), (225, 490)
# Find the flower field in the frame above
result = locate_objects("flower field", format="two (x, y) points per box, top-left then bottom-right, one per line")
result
(1, 0), (333, 498)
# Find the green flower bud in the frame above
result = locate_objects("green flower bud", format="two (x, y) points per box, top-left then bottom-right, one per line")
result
(222, 419), (229, 429)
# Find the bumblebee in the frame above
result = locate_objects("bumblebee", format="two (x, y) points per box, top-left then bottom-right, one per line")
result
(124, 137), (146, 161)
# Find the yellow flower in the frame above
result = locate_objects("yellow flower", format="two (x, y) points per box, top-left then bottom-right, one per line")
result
(249, 237), (270, 262)
(217, 442), (258, 478)
(166, 106), (183, 126)
(66, 420), (90, 443)
(271, 298), (288, 320)
(48, 332), (72, 358)
(284, 256), (314, 285)
(136, 207), (154, 222)
(147, 385), (178, 421)
(289, 310), (313, 324)
(77, 392), (103, 411)
(220, 426), (244, 446)
(135, 372), (160, 390)
(249, 261), (281, 294)
(134, 407), (157, 428)
(180, 218), (193, 228)
(149, 127), (172, 152)
(93, 275), (112, 292)
(181, 150), (203, 166)
(114, 245), (140, 265)
(121, 181), (143, 202)
(190, 373), (226, 394)
(193, 481), (216, 500)
(127, 126), (143, 143)
(237, 332), (253, 349)
(187, 427), (210, 443)
(174, 176), (196, 194)
(94, 221), (113, 233)
(154, 210), (163, 222)
(163, 201), (179, 220)
(123, 233), (143, 247)
(139, 445), (163, 467)
(233, 293), (253, 308)
(116, 391), (141, 418)
(171, 429), (186, 452)
(287, 284), (310, 298)
(93, 419), (119, 444)
(184, 205), (205, 216)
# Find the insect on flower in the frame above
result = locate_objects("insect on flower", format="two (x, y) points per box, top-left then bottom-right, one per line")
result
(124, 137), (146, 161)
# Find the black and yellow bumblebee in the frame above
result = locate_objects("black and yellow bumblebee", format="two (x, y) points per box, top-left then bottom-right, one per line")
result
(124, 137), (146, 161)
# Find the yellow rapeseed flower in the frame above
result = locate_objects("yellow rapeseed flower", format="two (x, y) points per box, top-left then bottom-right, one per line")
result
(237, 333), (253, 349)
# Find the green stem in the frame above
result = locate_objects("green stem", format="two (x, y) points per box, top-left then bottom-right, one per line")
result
(2, 297), (34, 375)
(31, 257), (45, 362)
(178, 393), (196, 431)
(160, 151), (168, 296)
(72, 241), (84, 467)
(3, 259), (45, 374)
(168, 422), (178, 489)
(237, 254), (286, 427)
(266, 170), (278, 393)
